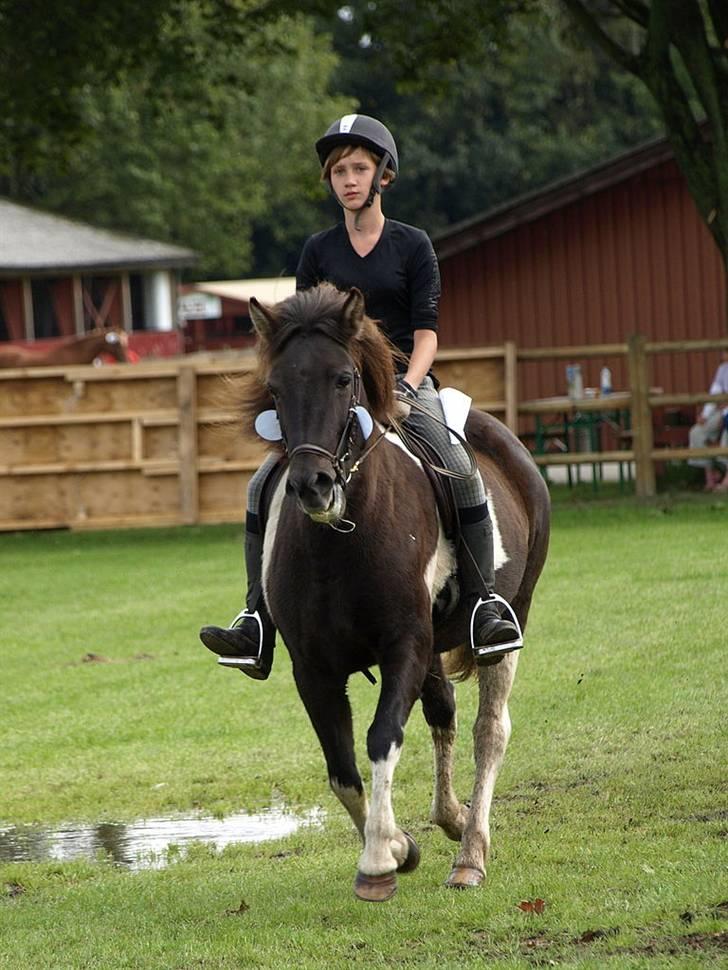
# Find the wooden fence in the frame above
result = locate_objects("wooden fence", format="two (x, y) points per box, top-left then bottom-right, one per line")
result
(518, 336), (728, 497)
(1, 336), (726, 531)
(0, 348), (511, 531)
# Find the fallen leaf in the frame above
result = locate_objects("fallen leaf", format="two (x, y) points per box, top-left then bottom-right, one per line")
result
(518, 898), (546, 914)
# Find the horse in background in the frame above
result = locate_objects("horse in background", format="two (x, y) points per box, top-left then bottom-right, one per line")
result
(0, 328), (132, 368)
(235, 283), (550, 901)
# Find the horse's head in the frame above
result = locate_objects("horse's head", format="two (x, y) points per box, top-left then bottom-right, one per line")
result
(247, 284), (397, 525)
(101, 328), (130, 363)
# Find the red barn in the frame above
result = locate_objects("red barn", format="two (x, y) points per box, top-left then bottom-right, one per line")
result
(432, 135), (726, 400)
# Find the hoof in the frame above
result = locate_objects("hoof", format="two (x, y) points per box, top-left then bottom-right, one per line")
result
(445, 865), (484, 889)
(354, 870), (397, 902)
(397, 831), (421, 874)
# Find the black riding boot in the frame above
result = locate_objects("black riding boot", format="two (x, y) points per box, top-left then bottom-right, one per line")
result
(199, 529), (276, 680)
(459, 515), (521, 665)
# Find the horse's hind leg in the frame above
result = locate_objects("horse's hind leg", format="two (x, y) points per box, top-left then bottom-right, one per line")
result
(421, 657), (469, 841)
(447, 654), (517, 889)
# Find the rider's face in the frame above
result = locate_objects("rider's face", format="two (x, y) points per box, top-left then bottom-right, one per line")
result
(329, 148), (383, 210)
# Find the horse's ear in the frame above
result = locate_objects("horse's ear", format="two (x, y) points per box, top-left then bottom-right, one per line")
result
(340, 288), (365, 338)
(249, 298), (277, 341)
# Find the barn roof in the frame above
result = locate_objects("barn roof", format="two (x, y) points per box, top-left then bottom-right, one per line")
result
(0, 198), (197, 275)
(432, 133), (676, 260)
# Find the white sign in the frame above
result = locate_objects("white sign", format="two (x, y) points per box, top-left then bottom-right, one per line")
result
(178, 293), (222, 320)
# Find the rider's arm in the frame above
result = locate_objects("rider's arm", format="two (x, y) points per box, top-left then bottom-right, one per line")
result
(404, 328), (438, 390)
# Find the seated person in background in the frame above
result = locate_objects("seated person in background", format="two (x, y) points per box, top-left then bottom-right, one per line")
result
(688, 351), (728, 491)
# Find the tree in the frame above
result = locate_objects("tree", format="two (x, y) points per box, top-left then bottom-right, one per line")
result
(289, 0), (727, 319)
(559, 1), (728, 318)
(4, 7), (350, 278)
(319, 4), (662, 233)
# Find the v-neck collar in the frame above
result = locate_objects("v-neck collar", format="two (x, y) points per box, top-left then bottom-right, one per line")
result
(344, 218), (388, 260)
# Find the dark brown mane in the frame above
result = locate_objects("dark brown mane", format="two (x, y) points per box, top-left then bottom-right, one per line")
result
(240, 283), (401, 437)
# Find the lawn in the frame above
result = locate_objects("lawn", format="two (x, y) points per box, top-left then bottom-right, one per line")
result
(1, 495), (726, 968)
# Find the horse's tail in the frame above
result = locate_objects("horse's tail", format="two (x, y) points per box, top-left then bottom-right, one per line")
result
(442, 645), (477, 682)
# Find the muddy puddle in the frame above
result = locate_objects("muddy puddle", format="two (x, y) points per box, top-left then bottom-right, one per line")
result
(0, 806), (325, 870)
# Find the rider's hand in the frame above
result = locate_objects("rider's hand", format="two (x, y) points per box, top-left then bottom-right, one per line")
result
(393, 377), (418, 420)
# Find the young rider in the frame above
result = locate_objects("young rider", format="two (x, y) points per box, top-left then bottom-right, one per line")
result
(200, 114), (520, 678)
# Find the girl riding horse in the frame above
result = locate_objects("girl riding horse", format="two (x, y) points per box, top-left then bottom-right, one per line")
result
(201, 114), (520, 677)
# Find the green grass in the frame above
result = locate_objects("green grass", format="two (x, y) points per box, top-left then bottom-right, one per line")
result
(1, 497), (727, 968)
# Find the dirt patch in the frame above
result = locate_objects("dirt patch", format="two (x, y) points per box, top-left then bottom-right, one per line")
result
(72, 652), (155, 665)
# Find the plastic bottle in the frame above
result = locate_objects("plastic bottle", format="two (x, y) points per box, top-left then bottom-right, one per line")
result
(566, 364), (583, 399)
(600, 366), (612, 396)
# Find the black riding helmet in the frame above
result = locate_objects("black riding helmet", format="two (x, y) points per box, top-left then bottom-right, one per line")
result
(316, 114), (399, 174)
(316, 115), (398, 219)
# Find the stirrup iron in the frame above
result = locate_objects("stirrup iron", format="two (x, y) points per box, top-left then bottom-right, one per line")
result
(470, 592), (523, 660)
(216, 609), (265, 671)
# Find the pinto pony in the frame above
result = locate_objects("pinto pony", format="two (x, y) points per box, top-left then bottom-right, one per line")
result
(241, 283), (549, 901)
(0, 328), (131, 368)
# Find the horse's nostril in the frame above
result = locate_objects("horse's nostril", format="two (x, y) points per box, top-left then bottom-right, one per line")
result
(314, 471), (333, 491)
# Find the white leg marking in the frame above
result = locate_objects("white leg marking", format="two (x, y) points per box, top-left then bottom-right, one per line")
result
(331, 781), (369, 842)
(486, 487), (510, 572)
(358, 743), (408, 876)
(261, 470), (289, 606)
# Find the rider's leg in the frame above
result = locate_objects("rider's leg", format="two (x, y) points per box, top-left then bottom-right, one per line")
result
(199, 456), (278, 680)
(403, 378), (519, 660)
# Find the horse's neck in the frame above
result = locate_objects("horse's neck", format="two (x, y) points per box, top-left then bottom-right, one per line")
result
(50, 333), (106, 365)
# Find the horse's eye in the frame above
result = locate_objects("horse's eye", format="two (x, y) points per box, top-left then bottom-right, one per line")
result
(336, 373), (352, 389)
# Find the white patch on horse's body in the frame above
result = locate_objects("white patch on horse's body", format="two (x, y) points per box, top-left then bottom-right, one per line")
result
(384, 430), (423, 467)
(261, 469), (289, 606)
(358, 743), (408, 875)
(424, 523), (456, 604)
(486, 487), (510, 572)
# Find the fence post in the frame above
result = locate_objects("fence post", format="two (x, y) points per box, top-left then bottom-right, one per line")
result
(504, 341), (518, 432)
(627, 333), (655, 497)
(177, 365), (199, 524)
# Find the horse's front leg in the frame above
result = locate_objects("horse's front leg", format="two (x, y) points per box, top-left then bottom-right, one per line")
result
(291, 666), (368, 840)
(355, 648), (428, 901)
(447, 654), (518, 889)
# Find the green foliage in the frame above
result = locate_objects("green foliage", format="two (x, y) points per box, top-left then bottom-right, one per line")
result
(324, 5), (662, 232)
(13, 12), (349, 278)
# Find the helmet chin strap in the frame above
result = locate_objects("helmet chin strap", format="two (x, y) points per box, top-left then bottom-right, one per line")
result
(352, 151), (391, 231)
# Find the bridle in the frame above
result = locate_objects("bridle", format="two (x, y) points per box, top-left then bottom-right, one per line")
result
(277, 364), (388, 491)
(286, 367), (363, 487)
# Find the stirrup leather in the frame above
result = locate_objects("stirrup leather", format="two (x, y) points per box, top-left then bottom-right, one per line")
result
(469, 592), (524, 660)
(216, 609), (265, 671)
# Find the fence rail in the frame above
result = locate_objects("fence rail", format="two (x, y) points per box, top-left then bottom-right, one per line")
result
(517, 335), (728, 496)
(1, 335), (726, 530)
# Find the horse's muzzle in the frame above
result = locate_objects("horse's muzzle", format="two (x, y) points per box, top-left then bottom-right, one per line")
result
(287, 465), (345, 523)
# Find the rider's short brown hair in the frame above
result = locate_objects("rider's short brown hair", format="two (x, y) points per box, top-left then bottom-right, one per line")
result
(321, 145), (396, 186)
